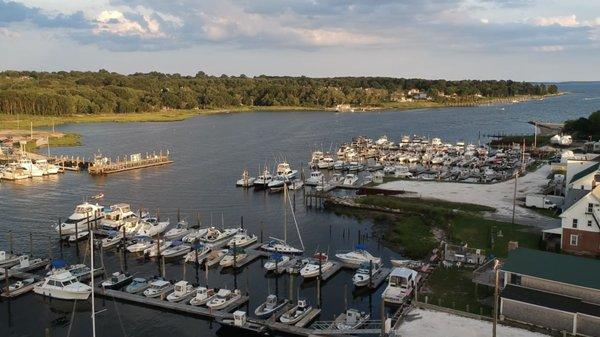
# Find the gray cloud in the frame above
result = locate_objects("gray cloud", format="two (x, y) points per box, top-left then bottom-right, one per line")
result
(0, 1), (90, 28)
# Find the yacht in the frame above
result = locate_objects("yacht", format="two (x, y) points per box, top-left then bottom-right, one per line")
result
(254, 294), (288, 318)
(335, 246), (381, 268)
(199, 227), (238, 244)
(35, 159), (59, 175)
(259, 185), (304, 254)
(101, 231), (123, 249)
(184, 243), (211, 263)
(317, 156), (335, 169)
(253, 167), (273, 190)
(279, 299), (312, 325)
(33, 271), (92, 300)
(227, 229), (257, 248)
(275, 162), (298, 180)
(161, 241), (191, 258)
(125, 278), (149, 294)
(219, 248), (248, 267)
(352, 262), (382, 287)
(143, 279), (174, 298)
(305, 171), (324, 186)
(182, 228), (209, 243)
(126, 236), (154, 253)
(263, 253), (291, 272)
(382, 267), (418, 304)
(341, 174), (359, 187)
(18, 157), (43, 177)
(1, 162), (29, 180)
(206, 288), (242, 310)
(189, 287), (216, 306)
(100, 271), (133, 289)
(164, 221), (190, 240)
(205, 249), (227, 267)
(333, 160), (346, 170)
(100, 203), (135, 230)
(144, 239), (171, 258)
(309, 151), (324, 168)
(236, 169), (255, 187)
(68, 231), (89, 242)
(55, 202), (105, 236)
(137, 217), (169, 237)
(267, 175), (287, 191)
(334, 309), (370, 330)
(166, 281), (196, 302)
(300, 252), (334, 278)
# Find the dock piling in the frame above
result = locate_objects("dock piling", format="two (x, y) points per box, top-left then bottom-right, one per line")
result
(8, 231), (13, 254)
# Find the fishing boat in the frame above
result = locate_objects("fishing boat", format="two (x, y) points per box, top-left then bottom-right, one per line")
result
(254, 294), (288, 318)
(236, 169), (256, 187)
(199, 227), (238, 244)
(260, 185), (304, 254)
(33, 270), (92, 300)
(18, 157), (43, 177)
(126, 236), (153, 253)
(143, 279), (174, 298)
(161, 241), (191, 258)
(184, 243), (211, 263)
(68, 231), (89, 242)
(334, 309), (370, 330)
(300, 252), (333, 278)
(305, 171), (324, 186)
(182, 228), (209, 243)
(352, 262), (382, 287)
(100, 271), (133, 289)
(335, 245), (381, 268)
(206, 288), (242, 310)
(227, 230), (257, 248)
(279, 299), (312, 325)
(341, 173), (358, 187)
(144, 239), (172, 258)
(164, 221), (190, 240)
(219, 248), (247, 267)
(125, 278), (150, 294)
(100, 203), (135, 230)
(189, 287), (216, 306)
(267, 175), (286, 191)
(35, 159), (59, 175)
(8, 278), (36, 292)
(382, 267), (418, 304)
(205, 249), (227, 267)
(166, 281), (196, 302)
(253, 167), (273, 190)
(0, 251), (21, 268)
(275, 162), (298, 180)
(137, 217), (169, 237)
(101, 230), (123, 249)
(263, 253), (292, 272)
(55, 202), (105, 236)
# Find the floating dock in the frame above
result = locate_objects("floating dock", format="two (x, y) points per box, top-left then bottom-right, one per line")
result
(88, 152), (173, 175)
(319, 261), (342, 281)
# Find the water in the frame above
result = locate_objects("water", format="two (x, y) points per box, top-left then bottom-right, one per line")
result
(1, 82), (599, 336)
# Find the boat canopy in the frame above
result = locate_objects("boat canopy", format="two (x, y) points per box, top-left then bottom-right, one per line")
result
(51, 259), (67, 269)
(355, 244), (366, 250)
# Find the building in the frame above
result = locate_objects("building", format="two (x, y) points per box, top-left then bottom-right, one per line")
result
(500, 248), (600, 336)
(559, 185), (600, 256)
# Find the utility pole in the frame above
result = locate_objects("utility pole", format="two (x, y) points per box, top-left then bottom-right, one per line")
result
(493, 259), (500, 337)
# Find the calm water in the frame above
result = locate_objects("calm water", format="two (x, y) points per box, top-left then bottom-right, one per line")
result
(1, 82), (599, 337)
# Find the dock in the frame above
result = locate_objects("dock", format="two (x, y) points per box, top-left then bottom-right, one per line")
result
(1, 280), (42, 298)
(369, 267), (391, 289)
(319, 261), (342, 281)
(88, 152), (172, 175)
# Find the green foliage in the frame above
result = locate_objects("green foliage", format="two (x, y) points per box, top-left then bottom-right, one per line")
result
(356, 195), (496, 213)
(0, 71), (552, 116)
(564, 110), (600, 140)
(387, 215), (438, 259)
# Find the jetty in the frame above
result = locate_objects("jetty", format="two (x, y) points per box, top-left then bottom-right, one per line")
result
(88, 151), (173, 175)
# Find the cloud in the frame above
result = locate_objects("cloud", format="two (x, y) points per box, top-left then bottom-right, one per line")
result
(532, 15), (579, 27)
(532, 45), (564, 52)
(0, 0), (90, 28)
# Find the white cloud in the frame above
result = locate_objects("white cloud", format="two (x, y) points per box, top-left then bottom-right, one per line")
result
(532, 45), (564, 52)
(94, 10), (164, 37)
(480, 18), (490, 24)
(0, 27), (21, 38)
(532, 14), (579, 27)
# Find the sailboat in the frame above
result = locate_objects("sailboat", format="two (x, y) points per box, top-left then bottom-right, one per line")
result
(260, 184), (304, 254)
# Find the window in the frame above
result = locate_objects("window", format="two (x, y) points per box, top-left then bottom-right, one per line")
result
(588, 203), (594, 213)
(573, 219), (578, 228)
(589, 220), (593, 227)
(570, 234), (578, 246)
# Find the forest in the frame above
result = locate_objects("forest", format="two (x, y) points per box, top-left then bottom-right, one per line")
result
(0, 70), (558, 116)
(563, 110), (600, 140)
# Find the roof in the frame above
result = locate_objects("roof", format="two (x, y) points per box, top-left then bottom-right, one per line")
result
(390, 267), (417, 278)
(563, 189), (591, 210)
(501, 248), (600, 290)
(502, 285), (600, 317)
(569, 162), (599, 184)
(541, 227), (562, 235)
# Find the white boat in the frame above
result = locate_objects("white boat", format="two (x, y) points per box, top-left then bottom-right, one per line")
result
(137, 217), (169, 237)
(182, 228), (209, 243)
(263, 253), (292, 272)
(352, 262), (382, 287)
(254, 294), (288, 318)
(33, 271), (92, 300)
(8, 278), (36, 292)
(35, 159), (59, 175)
(335, 246), (381, 268)
(341, 174), (358, 187)
(219, 248), (248, 267)
(205, 249), (227, 267)
(126, 236), (153, 253)
(0, 251), (21, 268)
(100, 203), (135, 230)
(279, 299), (312, 325)
(253, 167), (273, 190)
(184, 243), (211, 263)
(275, 162), (298, 180)
(382, 267), (418, 304)
(1, 162), (30, 180)
(200, 227), (238, 244)
(288, 179), (304, 190)
(161, 241), (191, 258)
(55, 202), (105, 236)
(189, 287), (216, 306)
(268, 175), (286, 190)
(121, 217), (142, 236)
(164, 221), (190, 240)
(68, 230), (89, 242)
(236, 169), (255, 187)
(101, 231), (123, 249)
(300, 252), (333, 278)
(100, 271), (133, 289)
(260, 185), (304, 254)
(334, 309), (370, 330)
(18, 157), (43, 177)
(305, 171), (324, 186)
(317, 156), (335, 169)
(9, 255), (47, 272)
(144, 239), (172, 257)
(227, 230), (257, 248)
(143, 279), (174, 298)
(206, 288), (242, 310)
(166, 281), (196, 302)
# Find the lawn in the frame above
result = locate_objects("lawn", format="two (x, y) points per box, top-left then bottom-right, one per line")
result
(356, 195), (496, 214)
(49, 133), (81, 147)
(387, 215), (438, 259)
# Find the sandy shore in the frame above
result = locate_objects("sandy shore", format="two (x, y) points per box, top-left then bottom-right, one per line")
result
(379, 164), (559, 229)
(396, 309), (549, 337)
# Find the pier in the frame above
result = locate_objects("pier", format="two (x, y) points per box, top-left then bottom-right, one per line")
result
(88, 152), (173, 175)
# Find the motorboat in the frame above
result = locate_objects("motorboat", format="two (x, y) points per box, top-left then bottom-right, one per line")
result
(382, 267), (418, 304)
(164, 221), (190, 240)
(334, 309), (370, 330)
(267, 175), (286, 191)
(286, 258), (311, 274)
(335, 245), (381, 268)
(333, 160), (346, 170)
(101, 271), (133, 289)
(227, 230), (257, 248)
(263, 253), (292, 272)
(35, 159), (59, 175)
(137, 217), (169, 237)
(161, 241), (191, 258)
(236, 169), (256, 187)
(341, 174), (358, 187)
(317, 156), (335, 169)
(310, 151), (324, 168)
(275, 162), (298, 180)
(206, 288), (242, 310)
(0, 251), (21, 268)
(144, 239), (172, 258)
(1, 163), (29, 180)
(288, 179), (304, 190)
(126, 236), (153, 253)
(100, 203), (135, 230)
(55, 202), (105, 236)
(182, 228), (209, 243)
(329, 173), (345, 186)
(8, 278), (36, 292)
(143, 279), (174, 298)
(261, 238), (303, 255)
(184, 243), (212, 264)
(46, 261), (93, 281)
(352, 262), (382, 287)
(200, 227), (238, 244)
(205, 249), (227, 267)
(18, 157), (43, 177)
(254, 294), (288, 318)
(189, 287), (216, 306)
(305, 171), (324, 186)
(101, 230), (123, 249)
(253, 167), (273, 190)
(279, 299), (312, 325)
(166, 281), (196, 302)
(33, 271), (92, 300)
(68, 231), (89, 243)
(121, 217), (142, 236)
(300, 252), (334, 278)
(219, 248), (248, 267)
(125, 278), (150, 294)
(9, 255), (48, 272)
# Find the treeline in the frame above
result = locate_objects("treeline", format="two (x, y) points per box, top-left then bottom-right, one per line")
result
(563, 111), (600, 140)
(0, 70), (557, 116)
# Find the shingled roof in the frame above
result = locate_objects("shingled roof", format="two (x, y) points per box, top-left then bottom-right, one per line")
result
(569, 162), (600, 184)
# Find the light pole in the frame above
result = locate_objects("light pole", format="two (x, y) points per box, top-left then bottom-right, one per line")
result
(493, 259), (500, 337)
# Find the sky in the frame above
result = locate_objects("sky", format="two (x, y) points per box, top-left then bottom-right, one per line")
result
(0, 0), (599, 81)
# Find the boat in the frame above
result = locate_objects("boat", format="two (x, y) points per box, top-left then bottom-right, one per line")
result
(100, 203), (136, 230)
(227, 230), (257, 248)
(288, 179), (304, 190)
(286, 258), (311, 274)
(200, 227), (238, 244)
(68, 230), (89, 242)
(275, 162), (298, 180)
(219, 248), (248, 267)
(260, 185), (304, 254)
(254, 294), (288, 318)
(267, 175), (286, 191)
(33, 270), (92, 300)
(101, 271), (133, 289)
(143, 279), (174, 298)
(126, 236), (153, 253)
(382, 267), (418, 304)
(0, 251), (21, 268)
(341, 174), (358, 187)
(352, 262), (382, 287)
(161, 241), (191, 258)
(300, 252), (334, 278)
(55, 202), (105, 236)
(182, 228), (209, 243)
(101, 230), (123, 249)
(166, 281), (196, 302)
(137, 217), (169, 237)
(164, 221), (190, 240)
(317, 156), (335, 169)
(333, 160), (346, 170)
(8, 278), (36, 292)
(253, 167), (273, 190)
(189, 287), (216, 306)
(184, 243), (212, 263)
(263, 253), (291, 272)
(125, 278), (150, 294)
(206, 288), (242, 310)
(1, 162), (30, 180)
(18, 157), (43, 177)
(205, 249), (227, 267)
(121, 217), (142, 236)
(46, 261), (92, 281)
(335, 245), (381, 268)
(305, 171), (324, 186)
(9, 255), (48, 272)
(236, 169), (256, 187)
(35, 159), (59, 175)
(144, 239), (172, 258)
(334, 309), (370, 330)
(279, 299), (312, 325)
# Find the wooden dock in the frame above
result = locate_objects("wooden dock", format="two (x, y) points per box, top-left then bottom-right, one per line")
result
(320, 261), (342, 281)
(88, 152), (172, 175)
(1, 280), (43, 298)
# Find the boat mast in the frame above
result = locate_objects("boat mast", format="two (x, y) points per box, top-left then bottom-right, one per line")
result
(89, 212), (96, 337)
(283, 184), (287, 244)
(287, 187), (305, 251)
